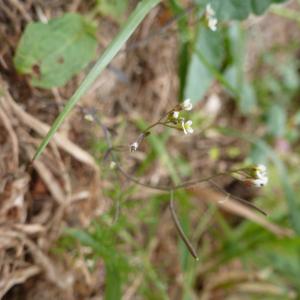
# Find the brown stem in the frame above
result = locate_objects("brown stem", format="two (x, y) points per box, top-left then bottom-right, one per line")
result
(169, 190), (199, 260)
(116, 164), (235, 192)
(208, 180), (267, 216)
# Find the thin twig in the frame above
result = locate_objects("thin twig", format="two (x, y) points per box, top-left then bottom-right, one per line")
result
(0, 103), (19, 169)
(169, 190), (199, 260)
(117, 164), (238, 192)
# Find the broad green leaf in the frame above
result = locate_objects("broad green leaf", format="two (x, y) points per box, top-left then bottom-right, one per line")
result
(226, 0), (287, 19)
(251, 0), (289, 15)
(225, 23), (257, 113)
(33, 0), (161, 161)
(184, 27), (224, 103)
(225, 65), (257, 114)
(211, 0), (251, 20)
(249, 143), (268, 163)
(240, 82), (256, 113)
(169, 0), (191, 100)
(14, 13), (97, 88)
(225, 60), (257, 114)
(195, 0), (288, 20)
(267, 104), (286, 137)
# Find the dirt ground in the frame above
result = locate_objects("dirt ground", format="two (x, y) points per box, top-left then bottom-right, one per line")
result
(0, 0), (299, 299)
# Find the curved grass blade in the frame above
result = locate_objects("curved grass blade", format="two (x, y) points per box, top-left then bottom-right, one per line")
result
(32, 0), (161, 162)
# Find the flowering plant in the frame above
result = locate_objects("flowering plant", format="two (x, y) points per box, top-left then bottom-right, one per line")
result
(82, 98), (269, 260)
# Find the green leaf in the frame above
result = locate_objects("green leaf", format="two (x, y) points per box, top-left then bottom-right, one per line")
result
(251, 237), (300, 290)
(267, 104), (286, 137)
(195, 0), (288, 20)
(249, 143), (268, 163)
(105, 262), (122, 300)
(65, 228), (100, 250)
(14, 13), (97, 88)
(184, 27), (224, 103)
(251, 0), (288, 15)
(211, 0), (251, 20)
(32, 0), (161, 161)
(168, 0), (191, 100)
(221, 0), (288, 20)
(224, 23), (257, 113)
(240, 82), (256, 113)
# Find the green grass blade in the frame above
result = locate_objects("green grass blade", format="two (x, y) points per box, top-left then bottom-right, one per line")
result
(33, 0), (161, 161)
(104, 262), (122, 300)
(194, 48), (239, 96)
(168, 0), (191, 100)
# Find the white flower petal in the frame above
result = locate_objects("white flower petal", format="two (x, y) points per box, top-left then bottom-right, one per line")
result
(187, 127), (194, 134)
(130, 142), (138, 152)
(253, 176), (268, 187)
(173, 111), (179, 119)
(257, 164), (266, 172)
(186, 120), (193, 126)
(257, 164), (266, 173)
(110, 161), (116, 169)
(206, 3), (218, 31)
(208, 18), (217, 31)
(182, 120), (193, 135)
(84, 114), (94, 122)
(182, 99), (193, 111)
(206, 4), (215, 16)
(255, 164), (267, 179)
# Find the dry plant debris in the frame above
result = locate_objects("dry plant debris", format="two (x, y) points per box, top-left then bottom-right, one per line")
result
(0, 78), (102, 298)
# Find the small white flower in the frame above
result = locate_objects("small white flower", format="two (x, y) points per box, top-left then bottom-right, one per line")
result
(84, 114), (94, 122)
(208, 17), (217, 31)
(255, 164), (267, 179)
(173, 111), (180, 119)
(182, 99), (193, 111)
(130, 142), (138, 152)
(206, 3), (215, 16)
(110, 161), (116, 170)
(252, 176), (268, 187)
(205, 3), (218, 31)
(182, 120), (193, 135)
(251, 164), (268, 187)
(235, 164), (268, 188)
